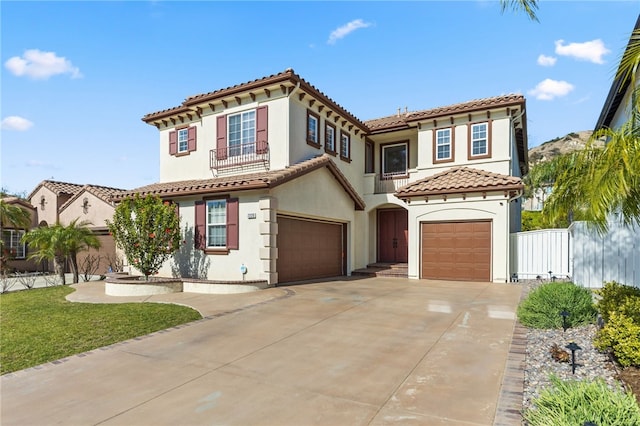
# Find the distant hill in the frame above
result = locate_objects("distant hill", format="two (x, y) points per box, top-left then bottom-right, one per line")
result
(528, 130), (602, 165)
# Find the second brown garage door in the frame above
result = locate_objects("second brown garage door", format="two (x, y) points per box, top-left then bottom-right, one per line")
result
(421, 221), (491, 282)
(277, 216), (344, 284)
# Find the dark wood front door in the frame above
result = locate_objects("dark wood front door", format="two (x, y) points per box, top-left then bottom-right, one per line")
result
(378, 209), (408, 263)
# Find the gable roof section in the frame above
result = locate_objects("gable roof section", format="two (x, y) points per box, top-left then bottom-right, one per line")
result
(58, 184), (127, 213)
(112, 155), (366, 211)
(594, 15), (640, 130)
(27, 180), (85, 201)
(142, 68), (369, 134)
(395, 167), (523, 199)
(1, 196), (36, 211)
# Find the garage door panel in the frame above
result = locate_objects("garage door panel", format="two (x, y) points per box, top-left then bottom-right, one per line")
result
(421, 221), (491, 282)
(277, 217), (343, 284)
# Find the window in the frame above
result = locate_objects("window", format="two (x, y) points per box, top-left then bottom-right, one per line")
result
(307, 110), (320, 147)
(325, 122), (336, 154)
(468, 122), (491, 159)
(177, 129), (188, 153)
(365, 140), (374, 173)
(169, 126), (196, 156)
(2, 230), (26, 259)
(194, 198), (239, 252)
(382, 142), (408, 177)
(207, 199), (227, 248)
(228, 110), (256, 156)
(433, 128), (454, 163)
(340, 131), (351, 161)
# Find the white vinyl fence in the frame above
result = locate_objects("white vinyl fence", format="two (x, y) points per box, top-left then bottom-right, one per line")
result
(510, 221), (639, 288)
(510, 229), (571, 280)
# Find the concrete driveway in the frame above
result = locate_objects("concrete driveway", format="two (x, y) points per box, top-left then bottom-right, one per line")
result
(1, 277), (521, 425)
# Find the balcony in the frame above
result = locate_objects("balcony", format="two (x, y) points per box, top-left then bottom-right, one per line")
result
(210, 141), (269, 174)
(374, 172), (409, 194)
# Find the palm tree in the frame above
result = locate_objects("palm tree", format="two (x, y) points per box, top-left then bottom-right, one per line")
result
(499, 0), (539, 21)
(22, 219), (100, 284)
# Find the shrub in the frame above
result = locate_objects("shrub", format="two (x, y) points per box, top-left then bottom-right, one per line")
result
(524, 375), (640, 426)
(517, 282), (597, 329)
(595, 311), (640, 368)
(596, 281), (640, 323)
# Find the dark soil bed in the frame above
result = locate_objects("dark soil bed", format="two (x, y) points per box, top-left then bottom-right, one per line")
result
(619, 366), (640, 404)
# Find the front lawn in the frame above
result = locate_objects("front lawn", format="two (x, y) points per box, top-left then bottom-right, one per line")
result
(0, 286), (202, 375)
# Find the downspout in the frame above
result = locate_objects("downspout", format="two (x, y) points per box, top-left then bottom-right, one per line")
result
(284, 81), (301, 167)
(506, 107), (526, 282)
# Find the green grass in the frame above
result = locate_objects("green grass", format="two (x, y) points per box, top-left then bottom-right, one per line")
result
(0, 286), (202, 374)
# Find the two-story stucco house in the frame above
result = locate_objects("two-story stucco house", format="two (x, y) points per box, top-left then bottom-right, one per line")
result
(116, 68), (527, 285)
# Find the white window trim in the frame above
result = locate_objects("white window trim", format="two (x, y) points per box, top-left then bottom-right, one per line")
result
(206, 199), (227, 248)
(2, 229), (26, 259)
(177, 128), (189, 153)
(308, 114), (319, 145)
(325, 123), (336, 153)
(470, 123), (488, 157)
(436, 128), (452, 160)
(340, 132), (350, 159)
(228, 110), (256, 157)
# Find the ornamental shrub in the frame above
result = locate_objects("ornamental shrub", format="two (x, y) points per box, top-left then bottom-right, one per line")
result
(517, 282), (597, 329)
(595, 281), (640, 323)
(524, 375), (640, 426)
(594, 311), (640, 368)
(106, 194), (181, 280)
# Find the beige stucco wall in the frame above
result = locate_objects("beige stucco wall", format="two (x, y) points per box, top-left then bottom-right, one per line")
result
(28, 187), (59, 225)
(58, 191), (115, 228)
(405, 192), (513, 283)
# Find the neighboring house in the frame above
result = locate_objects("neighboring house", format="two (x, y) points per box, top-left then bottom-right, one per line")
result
(27, 180), (127, 274)
(0, 197), (38, 273)
(116, 68), (527, 284)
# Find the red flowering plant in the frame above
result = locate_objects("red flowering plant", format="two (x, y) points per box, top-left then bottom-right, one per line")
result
(106, 194), (181, 280)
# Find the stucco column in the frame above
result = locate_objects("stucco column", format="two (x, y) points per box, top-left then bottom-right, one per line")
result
(259, 196), (278, 285)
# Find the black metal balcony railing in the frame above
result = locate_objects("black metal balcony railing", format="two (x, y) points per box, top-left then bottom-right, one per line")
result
(210, 141), (269, 172)
(375, 172), (409, 194)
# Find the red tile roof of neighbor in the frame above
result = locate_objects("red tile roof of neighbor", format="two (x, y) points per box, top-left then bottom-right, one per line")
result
(0, 197), (36, 210)
(27, 180), (126, 204)
(58, 185), (128, 212)
(394, 167), (523, 198)
(112, 155), (366, 211)
(365, 94), (526, 132)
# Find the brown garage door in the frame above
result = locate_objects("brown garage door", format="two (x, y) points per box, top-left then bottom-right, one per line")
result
(421, 221), (491, 282)
(277, 216), (344, 283)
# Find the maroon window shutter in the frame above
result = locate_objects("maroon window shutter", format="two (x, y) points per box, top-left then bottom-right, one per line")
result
(187, 126), (197, 152)
(194, 200), (206, 250)
(226, 198), (239, 250)
(256, 106), (268, 154)
(169, 130), (177, 155)
(216, 115), (227, 160)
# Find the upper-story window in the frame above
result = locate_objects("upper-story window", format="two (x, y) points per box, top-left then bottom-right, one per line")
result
(468, 122), (491, 159)
(433, 128), (454, 163)
(325, 122), (336, 155)
(169, 126), (197, 156)
(340, 131), (351, 162)
(381, 142), (408, 178)
(307, 110), (320, 148)
(229, 110), (256, 156)
(177, 128), (189, 153)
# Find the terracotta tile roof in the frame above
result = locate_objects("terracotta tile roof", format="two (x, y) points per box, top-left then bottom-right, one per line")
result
(59, 184), (127, 212)
(395, 167), (523, 198)
(112, 155), (366, 211)
(365, 94), (525, 132)
(143, 68), (368, 132)
(0, 196), (35, 210)
(27, 180), (85, 201)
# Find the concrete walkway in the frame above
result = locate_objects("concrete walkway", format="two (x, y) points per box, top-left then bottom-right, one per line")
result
(1, 277), (522, 425)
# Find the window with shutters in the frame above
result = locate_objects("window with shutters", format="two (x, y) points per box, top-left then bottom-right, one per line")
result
(228, 110), (255, 156)
(194, 197), (239, 253)
(169, 126), (197, 156)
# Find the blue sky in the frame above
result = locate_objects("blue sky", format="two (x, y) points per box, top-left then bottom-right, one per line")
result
(1, 1), (638, 196)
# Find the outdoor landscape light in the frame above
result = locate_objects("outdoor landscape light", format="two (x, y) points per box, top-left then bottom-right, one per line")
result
(560, 310), (570, 332)
(566, 341), (582, 374)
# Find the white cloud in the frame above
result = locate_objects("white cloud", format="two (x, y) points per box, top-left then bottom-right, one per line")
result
(537, 54), (557, 67)
(1, 116), (34, 131)
(528, 79), (575, 101)
(554, 39), (610, 64)
(327, 19), (372, 45)
(4, 49), (82, 80)
(26, 160), (56, 169)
